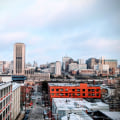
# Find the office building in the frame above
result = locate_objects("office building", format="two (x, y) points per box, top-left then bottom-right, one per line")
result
(55, 61), (61, 76)
(13, 43), (25, 75)
(0, 82), (12, 120)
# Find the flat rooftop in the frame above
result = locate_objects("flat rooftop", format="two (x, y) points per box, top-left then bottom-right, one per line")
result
(48, 83), (100, 87)
(52, 98), (109, 111)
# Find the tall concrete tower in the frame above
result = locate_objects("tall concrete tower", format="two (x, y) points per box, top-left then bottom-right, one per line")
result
(13, 43), (25, 75)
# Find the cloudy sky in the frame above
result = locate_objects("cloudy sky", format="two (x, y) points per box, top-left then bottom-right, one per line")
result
(0, 0), (120, 65)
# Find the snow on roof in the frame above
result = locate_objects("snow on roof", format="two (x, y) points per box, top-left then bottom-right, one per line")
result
(52, 98), (109, 111)
(61, 113), (92, 120)
(100, 111), (120, 120)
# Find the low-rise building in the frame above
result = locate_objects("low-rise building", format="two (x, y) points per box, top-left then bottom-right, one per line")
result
(52, 98), (109, 120)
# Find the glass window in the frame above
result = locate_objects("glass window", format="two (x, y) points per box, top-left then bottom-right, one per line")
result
(96, 89), (99, 92)
(56, 89), (59, 91)
(88, 93), (91, 96)
(83, 93), (85, 96)
(60, 93), (63, 96)
(77, 93), (80, 96)
(72, 89), (75, 91)
(56, 93), (59, 96)
(65, 89), (68, 91)
(51, 89), (54, 91)
(88, 89), (91, 92)
(51, 93), (54, 96)
(60, 89), (63, 91)
(82, 89), (85, 92)
(65, 93), (68, 96)
(96, 93), (99, 96)
(72, 93), (75, 96)
(92, 93), (95, 96)
(77, 89), (80, 92)
(92, 89), (95, 92)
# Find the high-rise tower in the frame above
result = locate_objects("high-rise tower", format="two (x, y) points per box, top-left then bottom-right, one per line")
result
(13, 43), (25, 75)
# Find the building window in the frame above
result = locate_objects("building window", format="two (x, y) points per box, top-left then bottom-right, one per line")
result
(65, 93), (68, 96)
(88, 93), (91, 96)
(82, 89), (85, 92)
(51, 93), (54, 96)
(56, 93), (59, 96)
(77, 93), (80, 96)
(51, 89), (54, 91)
(72, 93), (75, 96)
(65, 89), (68, 91)
(83, 93), (85, 96)
(96, 93), (99, 96)
(0, 114), (2, 120)
(92, 89), (95, 92)
(72, 89), (75, 91)
(56, 89), (59, 91)
(92, 93), (95, 96)
(60, 89), (63, 91)
(77, 89), (80, 92)
(96, 89), (99, 92)
(69, 93), (71, 96)
(88, 89), (91, 92)
(60, 93), (63, 96)
(0, 102), (2, 110)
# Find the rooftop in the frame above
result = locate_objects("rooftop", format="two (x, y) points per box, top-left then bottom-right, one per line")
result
(12, 83), (20, 91)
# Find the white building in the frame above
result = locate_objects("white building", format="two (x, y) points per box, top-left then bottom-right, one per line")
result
(0, 61), (4, 74)
(69, 63), (79, 72)
(52, 98), (109, 120)
(11, 83), (21, 120)
(79, 64), (87, 70)
(62, 57), (71, 71)
(55, 61), (61, 76)
(78, 59), (85, 64)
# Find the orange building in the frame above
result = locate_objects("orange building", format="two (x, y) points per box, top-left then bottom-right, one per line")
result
(48, 83), (101, 103)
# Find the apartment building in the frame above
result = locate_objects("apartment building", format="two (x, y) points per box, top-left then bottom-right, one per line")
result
(48, 83), (101, 103)
(0, 82), (12, 120)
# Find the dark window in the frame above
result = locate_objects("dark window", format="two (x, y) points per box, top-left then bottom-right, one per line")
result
(72, 89), (75, 91)
(56, 89), (59, 91)
(83, 93), (85, 96)
(56, 93), (59, 96)
(96, 89), (99, 92)
(65, 93), (68, 96)
(88, 89), (91, 92)
(88, 93), (91, 96)
(92, 93), (95, 96)
(0, 114), (2, 120)
(96, 93), (99, 96)
(51, 89), (54, 91)
(60, 93), (63, 96)
(77, 93), (80, 96)
(51, 93), (54, 96)
(82, 89), (85, 92)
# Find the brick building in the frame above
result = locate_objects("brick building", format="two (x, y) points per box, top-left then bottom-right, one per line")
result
(48, 83), (101, 103)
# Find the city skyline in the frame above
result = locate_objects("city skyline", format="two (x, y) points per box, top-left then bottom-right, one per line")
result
(0, 0), (120, 65)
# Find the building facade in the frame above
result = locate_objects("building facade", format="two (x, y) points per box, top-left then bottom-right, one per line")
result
(13, 43), (25, 75)
(55, 61), (61, 76)
(0, 82), (12, 120)
(11, 83), (20, 120)
(48, 83), (101, 103)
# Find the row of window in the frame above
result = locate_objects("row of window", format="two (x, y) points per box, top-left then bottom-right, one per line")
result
(0, 105), (10, 120)
(50, 93), (100, 96)
(51, 88), (100, 92)
(0, 96), (11, 110)
(0, 86), (11, 98)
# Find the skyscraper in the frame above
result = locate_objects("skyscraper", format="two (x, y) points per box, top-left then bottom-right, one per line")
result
(13, 43), (25, 75)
